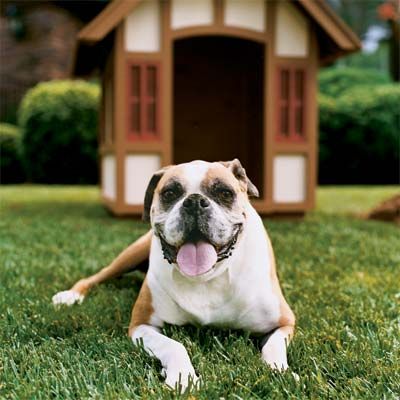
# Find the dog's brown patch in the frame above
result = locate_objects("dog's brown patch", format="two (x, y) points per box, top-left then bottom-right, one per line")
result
(204, 163), (242, 192)
(128, 277), (154, 336)
(71, 231), (153, 296)
(265, 232), (296, 330)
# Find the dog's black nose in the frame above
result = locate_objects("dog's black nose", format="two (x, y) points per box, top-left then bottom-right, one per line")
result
(183, 194), (210, 211)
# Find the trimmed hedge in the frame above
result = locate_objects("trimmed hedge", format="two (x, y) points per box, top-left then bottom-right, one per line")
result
(0, 123), (25, 183)
(319, 84), (400, 184)
(319, 67), (390, 97)
(19, 80), (100, 184)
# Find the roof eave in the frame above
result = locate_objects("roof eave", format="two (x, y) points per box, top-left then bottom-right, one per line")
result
(319, 47), (360, 66)
(78, 0), (140, 43)
(298, 0), (361, 59)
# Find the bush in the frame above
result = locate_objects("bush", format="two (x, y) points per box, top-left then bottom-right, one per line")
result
(319, 67), (390, 97)
(19, 80), (100, 184)
(0, 123), (25, 183)
(319, 84), (400, 184)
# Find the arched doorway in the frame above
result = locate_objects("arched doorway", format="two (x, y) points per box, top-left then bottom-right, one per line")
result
(173, 36), (264, 197)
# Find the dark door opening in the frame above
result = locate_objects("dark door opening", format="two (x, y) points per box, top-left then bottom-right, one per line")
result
(173, 36), (264, 197)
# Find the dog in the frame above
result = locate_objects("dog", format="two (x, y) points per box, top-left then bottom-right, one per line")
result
(53, 159), (295, 391)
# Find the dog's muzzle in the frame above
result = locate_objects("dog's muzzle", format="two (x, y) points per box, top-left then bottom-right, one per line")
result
(157, 223), (243, 271)
(155, 193), (243, 276)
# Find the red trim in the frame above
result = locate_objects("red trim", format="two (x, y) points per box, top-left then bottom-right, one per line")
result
(276, 66), (306, 143)
(126, 61), (161, 142)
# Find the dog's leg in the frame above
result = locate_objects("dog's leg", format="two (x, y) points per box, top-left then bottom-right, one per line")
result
(52, 230), (152, 305)
(261, 296), (295, 371)
(261, 324), (294, 371)
(129, 280), (198, 392)
(261, 231), (296, 371)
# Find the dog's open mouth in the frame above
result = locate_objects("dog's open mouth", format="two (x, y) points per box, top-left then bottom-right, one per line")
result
(158, 224), (242, 277)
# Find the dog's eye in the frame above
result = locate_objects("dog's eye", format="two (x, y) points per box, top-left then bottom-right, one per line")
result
(219, 189), (234, 201)
(161, 189), (178, 202)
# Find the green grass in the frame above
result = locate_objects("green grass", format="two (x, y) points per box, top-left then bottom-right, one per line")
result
(1, 185), (399, 399)
(316, 186), (399, 215)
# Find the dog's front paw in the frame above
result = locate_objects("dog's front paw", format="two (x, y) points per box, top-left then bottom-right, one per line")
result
(261, 345), (289, 371)
(262, 353), (300, 381)
(163, 365), (199, 393)
(52, 290), (84, 306)
(263, 357), (289, 371)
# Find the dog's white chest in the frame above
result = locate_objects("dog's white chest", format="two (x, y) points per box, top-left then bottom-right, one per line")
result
(148, 248), (280, 333)
(168, 270), (280, 333)
(170, 270), (243, 326)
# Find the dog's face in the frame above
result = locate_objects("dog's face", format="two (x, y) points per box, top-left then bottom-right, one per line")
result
(143, 159), (258, 280)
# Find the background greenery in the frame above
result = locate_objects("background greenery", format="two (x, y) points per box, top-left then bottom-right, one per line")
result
(0, 123), (24, 183)
(318, 67), (391, 97)
(1, 186), (399, 399)
(318, 68), (400, 184)
(18, 80), (100, 184)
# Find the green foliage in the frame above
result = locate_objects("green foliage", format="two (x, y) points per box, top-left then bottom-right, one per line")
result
(1, 185), (400, 399)
(319, 67), (391, 97)
(18, 80), (100, 184)
(336, 42), (390, 74)
(0, 123), (24, 183)
(318, 69), (399, 184)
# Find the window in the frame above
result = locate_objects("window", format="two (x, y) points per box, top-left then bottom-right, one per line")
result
(277, 67), (306, 142)
(127, 62), (160, 141)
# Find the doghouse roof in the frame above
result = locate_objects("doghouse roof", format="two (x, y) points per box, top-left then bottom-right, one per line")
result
(74, 0), (361, 75)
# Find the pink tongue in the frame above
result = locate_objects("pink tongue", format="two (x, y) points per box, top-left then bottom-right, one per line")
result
(177, 241), (218, 277)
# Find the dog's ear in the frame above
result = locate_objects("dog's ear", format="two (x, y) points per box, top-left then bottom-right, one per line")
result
(220, 159), (259, 198)
(142, 166), (171, 222)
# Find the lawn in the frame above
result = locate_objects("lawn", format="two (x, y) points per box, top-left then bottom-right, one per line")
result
(1, 185), (399, 399)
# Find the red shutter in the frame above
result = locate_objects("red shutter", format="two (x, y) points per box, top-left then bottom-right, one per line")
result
(277, 67), (306, 142)
(127, 62), (161, 141)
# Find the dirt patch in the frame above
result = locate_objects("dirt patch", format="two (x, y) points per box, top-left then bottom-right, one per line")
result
(366, 194), (400, 224)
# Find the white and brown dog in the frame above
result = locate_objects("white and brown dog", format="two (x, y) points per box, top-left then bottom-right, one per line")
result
(53, 159), (295, 391)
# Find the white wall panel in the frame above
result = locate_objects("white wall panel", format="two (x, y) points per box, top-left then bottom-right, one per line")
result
(275, 2), (308, 57)
(171, 0), (213, 29)
(273, 155), (306, 203)
(124, 0), (160, 52)
(224, 0), (265, 32)
(102, 155), (116, 200)
(125, 154), (161, 205)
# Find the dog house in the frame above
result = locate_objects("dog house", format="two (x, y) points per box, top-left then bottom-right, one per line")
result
(73, 0), (360, 216)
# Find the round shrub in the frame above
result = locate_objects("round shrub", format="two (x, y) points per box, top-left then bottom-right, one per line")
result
(319, 67), (391, 97)
(0, 123), (25, 183)
(319, 84), (400, 184)
(19, 80), (100, 184)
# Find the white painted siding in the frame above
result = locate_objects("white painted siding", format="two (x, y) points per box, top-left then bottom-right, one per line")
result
(124, 0), (160, 52)
(224, 0), (265, 32)
(171, 0), (213, 29)
(275, 2), (308, 57)
(273, 155), (306, 203)
(125, 154), (161, 205)
(102, 155), (116, 200)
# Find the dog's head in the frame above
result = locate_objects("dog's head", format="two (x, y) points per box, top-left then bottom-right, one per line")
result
(143, 159), (259, 279)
